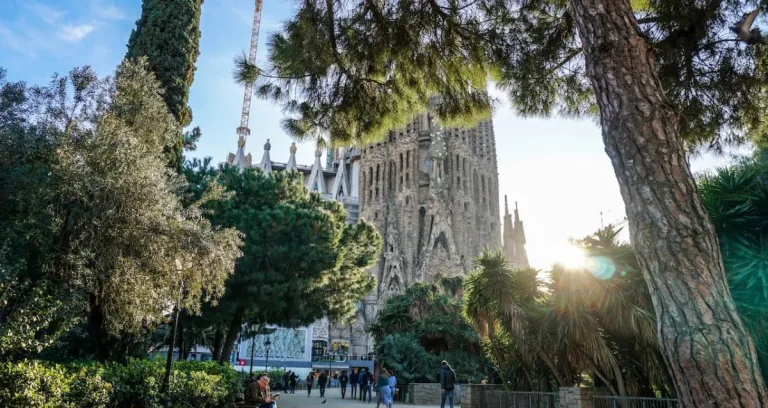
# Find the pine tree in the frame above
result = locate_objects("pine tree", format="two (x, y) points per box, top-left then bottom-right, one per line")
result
(183, 163), (381, 364)
(126, 0), (203, 171)
(238, 0), (768, 405)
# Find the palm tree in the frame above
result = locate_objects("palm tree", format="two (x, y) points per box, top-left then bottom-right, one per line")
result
(463, 250), (569, 390)
(464, 241), (672, 396)
(699, 155), (768, 381)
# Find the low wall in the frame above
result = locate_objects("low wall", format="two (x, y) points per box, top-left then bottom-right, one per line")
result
(460, 384), (505, 408)
(558, 387), (610, 408)
(408, 383), (465, 405)
(459, 385), (609, 408)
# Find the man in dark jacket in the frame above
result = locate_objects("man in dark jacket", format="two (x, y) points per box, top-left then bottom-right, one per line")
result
(359, 368), (371, 402)
(350, 369), (360, 399)
(283, 371), (291, 393)
(318, 371), (328, 398)
(439, 360), (457, 408)
(340, 370), (349, 399)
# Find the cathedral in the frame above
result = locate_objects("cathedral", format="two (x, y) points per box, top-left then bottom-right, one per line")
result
(225, 112), (528, 374)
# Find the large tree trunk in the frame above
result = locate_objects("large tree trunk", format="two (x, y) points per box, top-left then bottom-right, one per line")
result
(218, 307), (245, 364)
(567, 0), (768, 406)
(211, 326), (225, 362)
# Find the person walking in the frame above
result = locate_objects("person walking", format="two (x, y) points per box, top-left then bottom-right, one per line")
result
(439, 360), (457, 408)
(376, 368), (393, 408)
(340, 369), (349, 399)
(306, 372), (314, 397)
(350, 368), (359, 399)
(289, 371), (298, 394)
(359, 368), (370, 402)
(318, 370), (328, 398)
(365, 369), (374, 403)
(283, 370), (291, 393)
(388, 370), (397, 406)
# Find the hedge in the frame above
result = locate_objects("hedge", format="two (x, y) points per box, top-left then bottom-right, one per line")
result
(0, 359), (242, 408)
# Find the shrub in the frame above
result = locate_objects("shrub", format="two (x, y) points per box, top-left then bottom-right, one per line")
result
(0, 360), (71, 408)
(0, 359), (242, 408)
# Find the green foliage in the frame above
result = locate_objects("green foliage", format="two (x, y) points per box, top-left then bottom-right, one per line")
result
(183, 162), (380, 358)
(699, 155), (768, 380)
(0, 360), (73, 408)
(464, 246), (671, 396)
(126, 0), (204, 170)
(0, 359), (241, 408)
(370, 281), (492, 385)
(247, 0), (767, 151)
(0, 60), (242, 360)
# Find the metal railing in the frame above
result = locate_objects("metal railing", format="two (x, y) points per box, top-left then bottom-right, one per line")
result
(310, 353), (375, 362)
(482, 390), (559, 408)
(593, 396), (680, 408)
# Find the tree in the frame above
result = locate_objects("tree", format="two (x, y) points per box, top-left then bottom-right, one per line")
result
(0, 60), (242, 360)
(699, 154), (768, 382)
(126, 0), (204, 171)
(464, 245), (671, 396)
(369, 280), (492, 385)
(183, 164), (380, 363)
(241, 1), (768, 404)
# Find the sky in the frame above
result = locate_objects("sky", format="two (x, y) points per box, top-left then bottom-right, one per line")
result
(0, 0), (742, 269)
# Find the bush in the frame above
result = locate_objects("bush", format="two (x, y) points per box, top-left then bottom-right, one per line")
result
(0, 359), (242, 408)
(0, 360), (71, 408)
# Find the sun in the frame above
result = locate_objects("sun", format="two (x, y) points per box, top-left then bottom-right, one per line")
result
(554, 243), (588, 270)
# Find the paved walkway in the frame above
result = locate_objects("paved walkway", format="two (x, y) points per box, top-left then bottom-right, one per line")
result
(275, 387), (460, 408)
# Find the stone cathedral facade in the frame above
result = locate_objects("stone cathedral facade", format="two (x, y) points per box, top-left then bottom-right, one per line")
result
(227, 112), (527, 371)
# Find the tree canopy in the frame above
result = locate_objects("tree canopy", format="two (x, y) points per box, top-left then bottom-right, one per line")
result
(238, 0), (767, 151)
(182, 163), (380, 362)
(369, 279), (492, 385)
(0, 60), (242, 360)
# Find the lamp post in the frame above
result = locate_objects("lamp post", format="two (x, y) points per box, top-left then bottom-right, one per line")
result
(161, 259), (185, 408)
(264, 337), (272, 372)
(249, 334), (256, 376)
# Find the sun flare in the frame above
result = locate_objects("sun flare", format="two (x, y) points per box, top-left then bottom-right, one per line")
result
(554, 243), (587, 270)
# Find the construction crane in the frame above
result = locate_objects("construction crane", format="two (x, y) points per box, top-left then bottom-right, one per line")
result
(230, 0), (264, 168)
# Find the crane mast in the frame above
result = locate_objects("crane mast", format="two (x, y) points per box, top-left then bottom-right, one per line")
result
(234, 0), (264, 163)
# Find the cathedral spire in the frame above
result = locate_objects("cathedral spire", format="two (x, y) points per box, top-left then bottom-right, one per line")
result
(258, 139), (272, 174)
(306, 147), (326, 193)
(503, 197), (529, 269)
(286, 142), (297, 171)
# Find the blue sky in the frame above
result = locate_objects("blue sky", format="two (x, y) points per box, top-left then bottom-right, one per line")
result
(0, 0), (738, 268)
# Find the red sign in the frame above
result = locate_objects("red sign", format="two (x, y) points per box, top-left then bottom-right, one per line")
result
(237, 359), (246, 366)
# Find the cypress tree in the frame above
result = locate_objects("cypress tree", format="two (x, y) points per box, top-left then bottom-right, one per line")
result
(126, 0), (203, 171)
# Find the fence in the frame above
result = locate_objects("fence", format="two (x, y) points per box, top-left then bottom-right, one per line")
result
(593, 396), (680, 408)
(481, 390), (559, 408)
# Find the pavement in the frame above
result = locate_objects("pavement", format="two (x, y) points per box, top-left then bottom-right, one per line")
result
(274, 387), (460, 408)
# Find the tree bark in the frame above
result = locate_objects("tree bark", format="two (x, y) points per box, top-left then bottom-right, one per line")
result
(567, 0), (768, 406)
(218, 307), (245, 364)
(212, 326), (225, 362)
(538, 350), (568, 387)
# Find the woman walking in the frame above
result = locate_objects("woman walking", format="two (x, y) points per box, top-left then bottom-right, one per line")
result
(306, 372), (314, 397)
(376, 368), (393, 408)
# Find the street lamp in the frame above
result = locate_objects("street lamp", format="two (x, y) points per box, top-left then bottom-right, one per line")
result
(249, 334), (256, 376)
(264, 337), (272, 372)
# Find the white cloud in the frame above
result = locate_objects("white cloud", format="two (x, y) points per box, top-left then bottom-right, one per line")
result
(97, 5), (126, 20)
(0, 21), (38, 57)
(24, 1), (65, 25)
(92, 1), (126, 20)
(60, 24), (95, 42)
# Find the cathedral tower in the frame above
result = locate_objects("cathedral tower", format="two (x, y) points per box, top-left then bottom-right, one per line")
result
(358, 113), (502, 306)
(503, 196), (529, 269)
